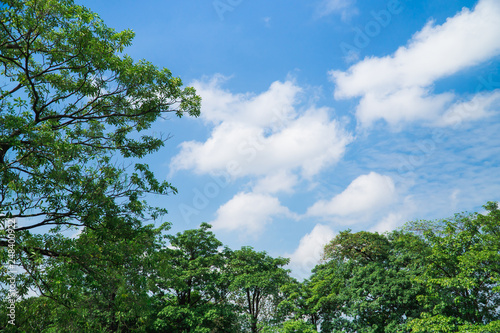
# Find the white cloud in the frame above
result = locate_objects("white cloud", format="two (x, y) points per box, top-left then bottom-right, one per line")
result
(252, 170), (298, 194)
(356, 88), (455, 126)
(170, 77), (352, 180)
(437, 90), (500, 126)
(369, 212), (404, 233)
(287, 224), (336, 279)
(191, 75), (300, 127)
(330, 0), (500, 126)
(210, 192), (296, 234)
(316, 0), (358, 21)
(169, 77), (353, 234)
(307, 172), (396, 217)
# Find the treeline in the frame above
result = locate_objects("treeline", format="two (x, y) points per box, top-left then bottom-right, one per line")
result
(292, 202), (500, 333)
(0, 221), (290, 332)
(1, 203), (500, 332)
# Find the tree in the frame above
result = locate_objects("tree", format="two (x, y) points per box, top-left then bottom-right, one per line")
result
(339, 232), (426, 333)
(322, 230), (391, 264)
(230, 246), (291, 333)
(0, 0), (200, 238)
(0, 0), (199, 296)
(300, 260), (351, 333)
(278, 278), (321, 330)
(406, 202), (500, 333)
(151, 223), (238, 332)
(309, 230), (427, 332)
(0, 217), (169, 332)
(306, 202), (500, 333)
(0, 0), (200, 329)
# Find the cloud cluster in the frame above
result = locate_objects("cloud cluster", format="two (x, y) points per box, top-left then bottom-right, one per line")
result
(168, 0), (500, 278)
(210, 192), (297, 234)
(171, 77), (352, 179)
(308, 172), (397, 218)
(170, 77), (352, 234)
(330, 0), (500, 127)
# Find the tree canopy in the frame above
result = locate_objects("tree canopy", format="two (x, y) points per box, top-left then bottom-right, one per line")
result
(289, 202), (500, 333)
(0, 0), (200, 235)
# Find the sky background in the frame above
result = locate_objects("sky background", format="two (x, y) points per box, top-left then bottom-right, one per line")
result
(77, 0), (500, 279)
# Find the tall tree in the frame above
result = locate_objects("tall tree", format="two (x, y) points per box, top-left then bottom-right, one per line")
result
(0, 0), (200, 329)
(407, 202), (500, 333)
(151, 223), (238, 332)
(0, 0), (200, 239)
(310, 230), (427, 332)
(230, 246), (291, 333)
(0, 0), (199, 297)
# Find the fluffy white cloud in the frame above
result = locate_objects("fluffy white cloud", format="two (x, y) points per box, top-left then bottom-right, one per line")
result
(252, 170), (298, 194)
(170, 77), (353, 234)
(191, 75), (299, 127)
(170, 77), (352, 179)
(356, 88), (455, 126)
(210, 192), (296, 234)
(307, 172), (396, 217)
(287, 224), (336, 279)
(330, 0), (500, 126)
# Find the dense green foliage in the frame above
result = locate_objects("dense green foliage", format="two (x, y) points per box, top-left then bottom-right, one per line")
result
(1, 204), (499, 332)
(0, 0), (200, 231)
(283, 204), (500, 333)
(1, 0), (499, 332)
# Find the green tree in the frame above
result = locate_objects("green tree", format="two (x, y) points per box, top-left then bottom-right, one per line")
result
(0, 217), (169, 332)
(0, 0), (199, 243)
(278, 278), (321, 329)
(230, 246), (291, 333)
(151, 223), (238, 333)
(0, 0), (200, 329)
(407, 202), (500, 333)
(309, 230), (426, 333)
(302, 203), (500, 333)
(302, 260), (352, 332)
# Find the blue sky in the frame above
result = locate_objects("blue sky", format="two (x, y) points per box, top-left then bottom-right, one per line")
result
(78, 0), (500, 278)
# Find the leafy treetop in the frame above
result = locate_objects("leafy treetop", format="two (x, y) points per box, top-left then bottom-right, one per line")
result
(0, 0), (201, 235)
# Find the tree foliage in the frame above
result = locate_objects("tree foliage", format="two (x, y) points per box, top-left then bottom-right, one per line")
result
(406, 202), (500, 332)
(295, 202), (500, 333)
(1, 202), (499, 332)
(151, 223), (238, 333)
(0, 0), (200, 234)
(229, 247), (291, 333)
(0, 0), (200, 316)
